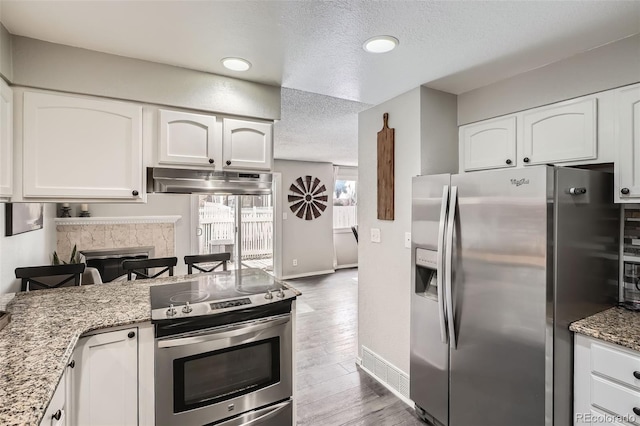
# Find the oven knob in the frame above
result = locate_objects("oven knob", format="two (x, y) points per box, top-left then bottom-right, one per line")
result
(265, 290), (273, 300)
(182, 302), (193, 314)
(277, 289), (285, 298)
(166, 304), (177, 317)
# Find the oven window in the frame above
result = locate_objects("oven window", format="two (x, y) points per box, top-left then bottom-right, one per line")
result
(174, 337), (280, 413)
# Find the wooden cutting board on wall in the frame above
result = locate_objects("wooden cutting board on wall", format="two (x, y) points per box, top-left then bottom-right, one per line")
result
(377, 113), (394, 220)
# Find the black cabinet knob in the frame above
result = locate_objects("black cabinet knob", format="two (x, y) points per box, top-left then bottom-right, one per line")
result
(634, 371), (640, 380)
(208, 158), (214, 164)
(68, 360), (75, 369)
(622, 187), (631, 195)
(132, 190), (139, 196)
(506, 159), (512, 165)
(128, 331), (135, 339)
(523, 157), (530, 163)
(226, 160), (232, 166)
(52, 410), (62, 421)
(634, 407), (640, 416)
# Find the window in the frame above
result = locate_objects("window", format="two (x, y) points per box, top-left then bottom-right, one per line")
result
(333, 179), (357, 229)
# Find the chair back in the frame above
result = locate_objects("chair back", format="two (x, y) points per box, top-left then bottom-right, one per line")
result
(15, 263), (86, 292)
(184, 253), (231, 274)
(121, 257), (177, 280)
(351, 226), (359, 243)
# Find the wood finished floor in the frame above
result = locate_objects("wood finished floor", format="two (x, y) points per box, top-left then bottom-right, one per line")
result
(289, 269), (424, 426)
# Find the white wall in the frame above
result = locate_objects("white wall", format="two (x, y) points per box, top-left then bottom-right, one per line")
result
(456, 34), (640, 125)
(0, 203), (56, 294)
(274, 160), (334, 279)
(357, 86), (458, 375)
(358, 88), (421, 373)
(88, 194), (192, 276)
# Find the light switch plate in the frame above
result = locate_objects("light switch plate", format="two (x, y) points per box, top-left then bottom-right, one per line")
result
(405, 232), (411, 249)
(371, 228), (381, 243)
(283, 212), (288, 220)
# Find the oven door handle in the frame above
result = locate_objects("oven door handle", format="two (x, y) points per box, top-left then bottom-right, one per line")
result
(156, 314), (290, 348)
(218, 400), (291, 426)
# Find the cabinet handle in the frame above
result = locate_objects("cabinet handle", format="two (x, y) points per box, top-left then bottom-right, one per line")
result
(68, 360), (75, 369)
(132, 190), (139, 196)
(523, 157), (530, 163)
(209, 158), (214, 164)
(226, 160), (232, 166)
(505, 159), (512, 165)
(634, 407), (640, 416)
(622, 187), (631, 195)
(52, 410), (62, 421)
(634, 371), (640, 380)
(128, 331), (135, 339)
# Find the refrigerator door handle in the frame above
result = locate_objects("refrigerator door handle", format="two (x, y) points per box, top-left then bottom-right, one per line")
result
(445, 185), (458, 349)
(436, 185), (450, 344)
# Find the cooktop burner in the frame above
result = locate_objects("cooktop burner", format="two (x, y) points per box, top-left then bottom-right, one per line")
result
(150, 268), (294, 322)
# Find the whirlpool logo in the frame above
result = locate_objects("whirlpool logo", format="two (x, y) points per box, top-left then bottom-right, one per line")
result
(510, 178), (530, 187)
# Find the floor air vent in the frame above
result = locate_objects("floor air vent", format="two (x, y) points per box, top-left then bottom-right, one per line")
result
(360, 346), (411, 401)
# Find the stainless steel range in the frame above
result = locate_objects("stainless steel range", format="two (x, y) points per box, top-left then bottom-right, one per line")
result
(151, 269), (298, 426)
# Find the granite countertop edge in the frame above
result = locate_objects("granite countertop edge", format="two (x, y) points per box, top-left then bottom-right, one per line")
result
(0, 271), (299, 426)
(570, 306), (640, 353)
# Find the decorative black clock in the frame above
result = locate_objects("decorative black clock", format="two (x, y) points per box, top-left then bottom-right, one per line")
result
(288, 176), (328, 220)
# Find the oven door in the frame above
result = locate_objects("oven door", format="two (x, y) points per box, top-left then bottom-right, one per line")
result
(155, 314), (292, 426)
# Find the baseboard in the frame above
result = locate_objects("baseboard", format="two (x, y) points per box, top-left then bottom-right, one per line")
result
(356, 347), (414, 408)
(280, 269), (335, 280)
(335, 263), (358, 270)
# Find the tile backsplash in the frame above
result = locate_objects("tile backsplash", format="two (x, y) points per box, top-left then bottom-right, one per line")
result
(56, 223), (175, 262)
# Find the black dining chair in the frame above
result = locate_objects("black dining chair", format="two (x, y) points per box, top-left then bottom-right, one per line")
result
(121, 257), (178, 280)
(184, 253), (231, 274)
(351, 225), (359, 243)
(15, 263), (86, 292)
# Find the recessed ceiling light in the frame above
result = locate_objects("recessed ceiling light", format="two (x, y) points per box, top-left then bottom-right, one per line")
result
(363, 36), (399, 53)
(221, 57), (251, 72)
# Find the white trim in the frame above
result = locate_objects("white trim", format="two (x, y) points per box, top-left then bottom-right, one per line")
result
(54, 215), (182, 226)
(280, 269), (335, 280)
(356, 357), (414, 408)
(335, 263), (358, 270)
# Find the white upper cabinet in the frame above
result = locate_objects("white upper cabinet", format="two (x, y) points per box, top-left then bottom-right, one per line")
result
(522, 97), (597, 165)
(222, 118), (273, 171)
(616, 83), (640, 201)
(461, 116), (516, 171)
(23, 91), (143, 200)
(0, 79), (13, 199)
(158, 109), (219, 167)
(72, 328), (138, 426)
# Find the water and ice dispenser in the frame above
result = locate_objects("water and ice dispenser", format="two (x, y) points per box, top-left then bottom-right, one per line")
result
(415, 247), (439, 300)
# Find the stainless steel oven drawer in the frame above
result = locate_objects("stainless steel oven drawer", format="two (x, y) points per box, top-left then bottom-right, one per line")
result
(215, 400), (292, 426)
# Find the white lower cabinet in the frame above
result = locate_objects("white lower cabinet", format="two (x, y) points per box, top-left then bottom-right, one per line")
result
(72, 327), (139, 426)
(40, 370), (68, 426)
(575, 334), (640, 425)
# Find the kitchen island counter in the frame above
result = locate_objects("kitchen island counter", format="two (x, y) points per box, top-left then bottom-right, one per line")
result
(570, 307), (640, 352)
(0, 271), (300, 425)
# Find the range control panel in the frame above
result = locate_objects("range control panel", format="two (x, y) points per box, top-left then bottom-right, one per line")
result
(416, 248), (438, 269)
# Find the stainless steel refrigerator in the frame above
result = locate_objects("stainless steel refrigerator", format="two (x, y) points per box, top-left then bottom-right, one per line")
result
(410, 165), (619, 426)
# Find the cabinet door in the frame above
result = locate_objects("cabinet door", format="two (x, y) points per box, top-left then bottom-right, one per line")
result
(0, 79), (12, 198)
(222, 118), (273, 171)
(73, 328), (138, 426)
(158, 109), (218, 167)
(40, 370), (67, 426)
(522, 97), (597, 165)
(616, 83), (640, 201)
(23, 91), (143, 200)
(461, 116), (516, 171)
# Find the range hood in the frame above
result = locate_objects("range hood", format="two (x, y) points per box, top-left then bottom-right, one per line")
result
(147, 168), (272, 195)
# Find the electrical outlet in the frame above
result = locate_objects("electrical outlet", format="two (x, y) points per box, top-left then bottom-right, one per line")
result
(293, 259), (298, 267)
(283, 212), (288, 220)
(405, 232), (411, 249)
(371, 228), (381, 243)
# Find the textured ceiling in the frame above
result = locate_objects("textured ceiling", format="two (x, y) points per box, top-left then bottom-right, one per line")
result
(1, 1), (639, 166)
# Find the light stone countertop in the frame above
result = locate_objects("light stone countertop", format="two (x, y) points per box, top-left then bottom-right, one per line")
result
(0, 272), (300, 426)
(570, 307), (640, 352)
